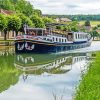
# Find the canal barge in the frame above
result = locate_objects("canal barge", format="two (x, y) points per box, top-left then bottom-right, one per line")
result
(15, 24), (92, 53)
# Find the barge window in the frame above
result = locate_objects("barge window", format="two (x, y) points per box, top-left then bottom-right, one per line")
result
(62, 39), (63, 42)
(83, 35), (85, 39)
(81, 34), (83, 39)
(59, 38), (61, 42)
(80, 34), (81, 39)
(78, 34), (80, 39)
(53, 37), (55, 41)
(65, 39), (67, 42)
(75, 34), (77, 39)
(56, 38), (58, 42)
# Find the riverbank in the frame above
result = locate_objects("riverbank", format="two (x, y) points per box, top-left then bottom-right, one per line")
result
(75, 52), (100, 100)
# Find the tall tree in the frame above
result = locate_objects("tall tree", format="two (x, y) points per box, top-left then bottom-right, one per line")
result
(7, 15), (21, 35)
(84, 20), (91, 26)
(33, 9), (42, 17)
(0, 14), (8, 40)
(0, 0), (15, 10)
(17, 13), (34, 32)
(15, 0), (33, 16)
(31, 15), (45, 28)
(42, 17), (54, 24)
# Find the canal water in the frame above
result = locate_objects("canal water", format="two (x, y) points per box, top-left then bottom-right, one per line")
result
(0, 41), (100, 100)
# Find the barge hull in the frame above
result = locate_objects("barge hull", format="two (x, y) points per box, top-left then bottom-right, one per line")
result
(15, 39), (92, 53)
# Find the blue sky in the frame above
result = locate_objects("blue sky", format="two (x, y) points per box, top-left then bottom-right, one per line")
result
(28, 0), (100, 14)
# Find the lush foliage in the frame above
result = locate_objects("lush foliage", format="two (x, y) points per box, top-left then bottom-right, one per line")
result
(0, 0), (33, 17)
(17, 13), (34, 32)
(0, 0), (55, 39)
(33, 9), (42, 17)
(31, 15), (45, 28)
(7, 15), (21, 32)
(84, 20), (91, 26)
(56, 21), (79, 32)
(75, 52), (100, 100)
(46, 14), (100, 21)
(15, 0), (33, 17)
(42, 17), (53, 24)
(0, 0), (15, 11)
(0, 14), (8, 31)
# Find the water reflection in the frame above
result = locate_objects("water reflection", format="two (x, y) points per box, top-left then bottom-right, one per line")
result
(0, 47), (21, 93)
(14, 53), (91, 76)
(0, 47), (92, 100)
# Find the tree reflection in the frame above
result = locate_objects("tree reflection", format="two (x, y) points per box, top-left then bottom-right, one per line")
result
(0, 47), (21, 93)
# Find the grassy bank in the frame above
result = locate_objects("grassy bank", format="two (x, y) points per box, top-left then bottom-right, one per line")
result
(75, 52), (100, 100)
(0, 40), (14, 42)
(79, 21), (100, 27)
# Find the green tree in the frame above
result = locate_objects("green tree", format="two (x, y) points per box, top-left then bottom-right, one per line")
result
(31, 15), (45, 28)
(0, 14), (8, 40)
(0, 0), (15, 10)
(33, 9), (42, 17)
(42, 17), (54, 24)
(0, 14), (7, 31)
(68, 21), (79, 32)
(10, 0), (18, 4)
(7, 15), (21, 35)
(15, 0), (33, 16)
(90, 30), (99, 40)
(84, 20), (91, 26)
(17, 13), (34, 32)
(66, 25), (71, 31)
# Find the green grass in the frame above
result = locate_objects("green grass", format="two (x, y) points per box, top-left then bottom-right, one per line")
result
(0, 40), (14, 42)
(79, 21), (100, 27)
(75, 52), (100, 100)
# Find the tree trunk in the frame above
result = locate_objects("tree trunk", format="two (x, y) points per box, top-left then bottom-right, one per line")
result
(16, 31), (18, 36)
(4, 30), (7, 40)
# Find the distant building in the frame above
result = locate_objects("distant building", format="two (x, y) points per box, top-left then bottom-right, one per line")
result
(54, 18), (72, 23)
(84, 26), (92, 32)
(96, 29), (100, 34)
(60, 18), (72, 22)
(79, 25), (92, 32)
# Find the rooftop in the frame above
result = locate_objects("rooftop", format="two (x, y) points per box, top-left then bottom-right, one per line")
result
(0, 9), (13, 15)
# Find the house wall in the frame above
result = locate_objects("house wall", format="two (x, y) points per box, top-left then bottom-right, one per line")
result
(0, 31), (22, 40)
(0, 31), (4, 40)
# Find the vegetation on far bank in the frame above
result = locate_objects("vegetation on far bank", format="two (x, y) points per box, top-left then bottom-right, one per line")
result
(46, 14), (100, 21)
(75, 52), (100, 100)
(79, 21), (100, 27)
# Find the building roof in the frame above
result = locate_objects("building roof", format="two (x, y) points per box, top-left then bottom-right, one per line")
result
(54, 17), (72, 23)
(0, 9), (13, 15)
(96, 29), (100, 33)
(60, 18), (72, 22)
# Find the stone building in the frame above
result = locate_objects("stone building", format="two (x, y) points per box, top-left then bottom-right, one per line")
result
(54, 18), (72, 23)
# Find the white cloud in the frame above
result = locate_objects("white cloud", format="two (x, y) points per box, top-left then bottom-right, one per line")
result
(27, 0), (100, 14)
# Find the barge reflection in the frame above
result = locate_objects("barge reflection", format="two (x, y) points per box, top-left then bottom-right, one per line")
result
(14, 52), (91, 75)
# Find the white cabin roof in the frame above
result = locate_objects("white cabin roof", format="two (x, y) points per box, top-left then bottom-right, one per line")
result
(26, 28), (46, 30)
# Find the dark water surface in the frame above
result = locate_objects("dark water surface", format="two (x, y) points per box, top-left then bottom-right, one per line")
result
(0, 41), (100, 100)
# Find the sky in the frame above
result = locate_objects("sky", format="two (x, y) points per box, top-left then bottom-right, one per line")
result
(27, 0), (100, 15)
